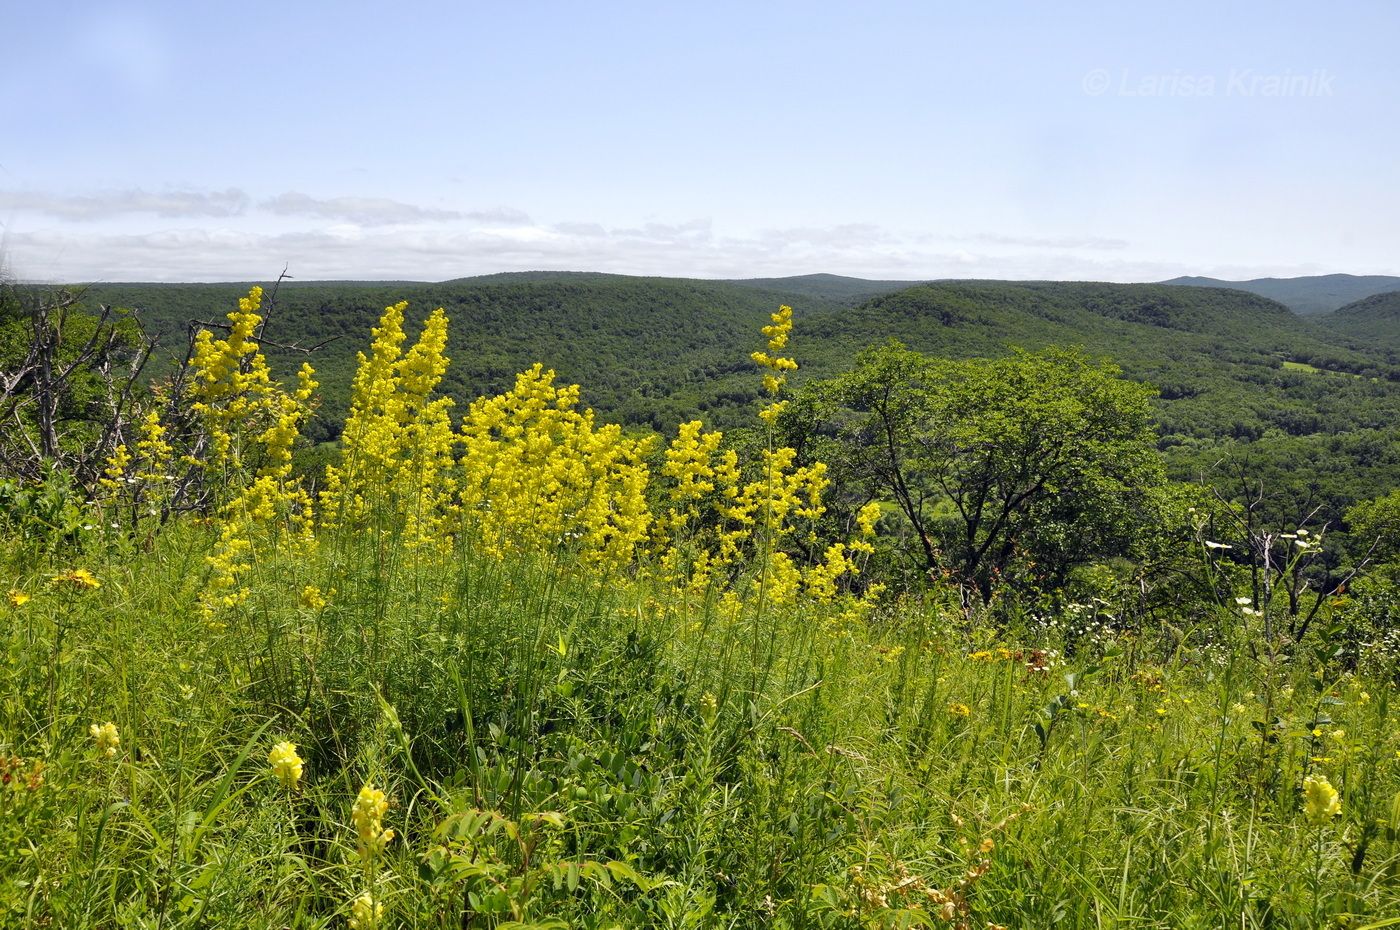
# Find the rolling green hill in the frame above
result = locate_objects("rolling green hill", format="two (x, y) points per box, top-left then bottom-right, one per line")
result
(80, 276), (856, 437)
(719, 272), (925, 302)
(53, 273), (1400, 527)
(1320, 291), (1400, 358)
(77, 275), (1398, 440)
(794, 281), (1398, 443)
(1161, 273), (1400, 316)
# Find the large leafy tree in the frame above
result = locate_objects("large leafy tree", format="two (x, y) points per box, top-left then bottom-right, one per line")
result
(788, 342), (1166, 600)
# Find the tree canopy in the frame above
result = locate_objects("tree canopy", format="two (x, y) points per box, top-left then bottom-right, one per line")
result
(786, 342), (1166, 600)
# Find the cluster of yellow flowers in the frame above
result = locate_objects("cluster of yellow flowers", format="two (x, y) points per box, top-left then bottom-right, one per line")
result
(321, 303), (459, 551)
(89, 722), (120, 758)
(1302, 774), (1341, 826)
(351, 782), (394, 859)
(268, 740), (304, 791)
(653, 421), (840, 602)
(188, 288), (318, 619)
(652, 313), (880, 604)
(750, 304), (798, 425)
(348, 892), (383, 929)
(458, 364), (652, 569)
(100, 409), (177, 511)
(178, 287), (881, 621)
(318, 301), (654, 569)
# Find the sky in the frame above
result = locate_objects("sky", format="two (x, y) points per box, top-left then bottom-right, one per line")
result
(3, 1), (1398, 283)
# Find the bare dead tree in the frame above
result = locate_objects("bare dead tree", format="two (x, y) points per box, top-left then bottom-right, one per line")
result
(0, 285), (155, 489)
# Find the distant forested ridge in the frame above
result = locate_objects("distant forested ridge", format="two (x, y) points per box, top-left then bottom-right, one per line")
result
(1319, 291), (1400, 357)
(1161, 272), (1400, 316)
(59, 272), (1400, 527)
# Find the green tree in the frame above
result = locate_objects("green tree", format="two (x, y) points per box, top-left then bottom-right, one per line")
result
(790, 342), (1166, 601)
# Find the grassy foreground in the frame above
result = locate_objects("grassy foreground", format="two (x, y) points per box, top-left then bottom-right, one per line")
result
(3, 525), (1400, 929)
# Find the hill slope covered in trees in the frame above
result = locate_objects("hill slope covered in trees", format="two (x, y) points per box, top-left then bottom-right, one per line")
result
(79, 275), (1398, 445)
(1320, 291), (1400, 357)
(1161, 273), (1400, 316)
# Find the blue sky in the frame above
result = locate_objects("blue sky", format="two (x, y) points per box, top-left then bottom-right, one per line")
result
(3, 1), (1397, 282)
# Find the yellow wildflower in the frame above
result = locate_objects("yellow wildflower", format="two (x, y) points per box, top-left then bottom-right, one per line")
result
(89, 722), (120, 758)
(752, 306), (798, 395)
(457, 364), (651, 569)
(53, 568), (101, 590)
(351, 783), (394, 858)
(348, 891), (383, 930)
(7, 589), (30, 607)
(1303, 775), (1341, 826)
(699, 692), (718, 728)
(321, 303), (457, 549)
(300, 585), (328, 610)
(268, 741), (304, 791)
(948, 702), (972, 718)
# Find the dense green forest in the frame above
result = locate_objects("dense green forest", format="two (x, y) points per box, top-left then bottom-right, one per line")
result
(1162, 273), (1400, 316)
(1321, 291), (1400, 356)
(68, 274), (1400, 533)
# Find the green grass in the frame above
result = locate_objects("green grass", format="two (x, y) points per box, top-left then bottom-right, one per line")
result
(3, 520), (1399, 929)
(1283, 359), (1362, 378)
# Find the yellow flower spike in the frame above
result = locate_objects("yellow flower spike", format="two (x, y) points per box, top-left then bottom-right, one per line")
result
(190, 286), (319, 618)
(1302, 775), (1341, 826)
(89, 722), (120, 758)
(348, 891), (383, 930)
(268, 741), (304, 791)
(351, 782), (393, 858)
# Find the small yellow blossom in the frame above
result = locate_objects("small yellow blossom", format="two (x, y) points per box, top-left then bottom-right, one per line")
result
(89, 722), (120, 758)
(948, 702), (972, 718)
(7, 589), (30, 607)
(348, 891), (383, 929)
(299, 585), (327, 610)
(53, 568), (101, 590)
(268, 740), (304, 791)
(1303, 775), (1341, 826)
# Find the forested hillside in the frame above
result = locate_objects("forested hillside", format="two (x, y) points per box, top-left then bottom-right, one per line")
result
(71, 274), (1400, 527)
(1321, 291), (1400, 357)
(1162, 273), (1400, 315)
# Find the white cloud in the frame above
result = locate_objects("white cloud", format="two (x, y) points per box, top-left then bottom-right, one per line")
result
(965, 232), (1130, 250)
(0, 187), (251, 220)
(261, 192), (463, 225)
(0, 221), (1278, 285)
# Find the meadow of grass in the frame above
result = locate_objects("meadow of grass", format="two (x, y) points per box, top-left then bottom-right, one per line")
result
(2, 291), (1399, 929)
